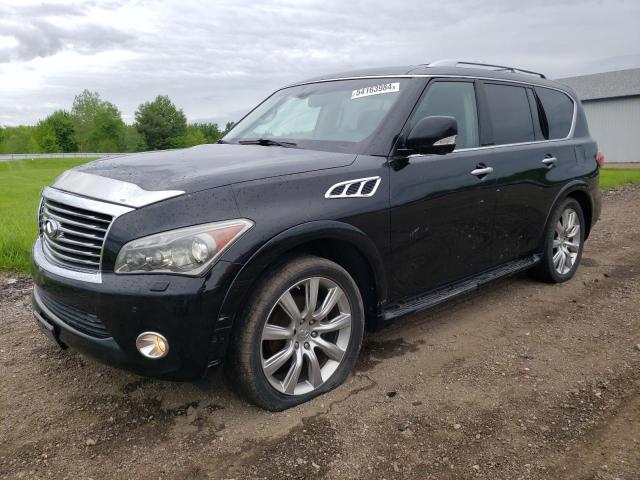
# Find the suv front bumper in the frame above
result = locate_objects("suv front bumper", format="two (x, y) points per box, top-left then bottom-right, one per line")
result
(31, 238), (241, 381)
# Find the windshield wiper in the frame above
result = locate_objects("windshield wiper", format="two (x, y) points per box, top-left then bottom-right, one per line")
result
(237, 138), (298, 148)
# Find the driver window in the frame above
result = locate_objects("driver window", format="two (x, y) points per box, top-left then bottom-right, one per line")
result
(411, 81), (480, 149)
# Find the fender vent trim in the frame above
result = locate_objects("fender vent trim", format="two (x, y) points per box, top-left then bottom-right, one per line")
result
(325, 176), (381, 199)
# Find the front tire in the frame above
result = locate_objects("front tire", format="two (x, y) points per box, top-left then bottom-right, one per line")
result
(228, 255), (365, 411)
(532, 197), (585, 283)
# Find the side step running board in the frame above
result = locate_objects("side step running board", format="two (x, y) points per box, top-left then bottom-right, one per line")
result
(381, 254), (542, 321)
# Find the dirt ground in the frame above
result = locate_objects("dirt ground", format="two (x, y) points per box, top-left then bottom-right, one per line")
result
(1, 187), (639, 480)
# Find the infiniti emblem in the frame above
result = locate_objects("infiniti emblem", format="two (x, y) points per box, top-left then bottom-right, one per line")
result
(44, 219), (61, 239)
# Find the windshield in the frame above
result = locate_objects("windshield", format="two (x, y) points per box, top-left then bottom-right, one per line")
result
(223, 78), (408, 153)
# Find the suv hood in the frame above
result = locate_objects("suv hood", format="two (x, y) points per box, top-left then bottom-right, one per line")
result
(72, 144), (356, 194)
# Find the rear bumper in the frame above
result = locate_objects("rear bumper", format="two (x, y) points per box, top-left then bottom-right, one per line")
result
(31, 238), (241, 381)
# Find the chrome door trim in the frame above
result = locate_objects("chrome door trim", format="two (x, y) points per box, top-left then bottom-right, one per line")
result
(408, 136), (576, 159)
(52, 170), (184, 208)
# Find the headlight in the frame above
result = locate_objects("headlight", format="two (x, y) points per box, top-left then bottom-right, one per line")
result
(114, 219), (253, 275)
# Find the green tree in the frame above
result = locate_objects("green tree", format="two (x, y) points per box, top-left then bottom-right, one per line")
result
(224, 121), (235, 134)
(121, 125), (147, 152)
(0, 126), (39, 154)
(190, 122), (222, 143)
(135, 95), (187, 150)
(173, 125), (207, 148)
(33, 121), (58, 153)
(71, 90), (102, 150)
(36, 131), (60, 153)
(47, 110), (77, 152)
(90, 106), (126, 152)
(71, 90), (126, 152)
(34, 110), (77, 153)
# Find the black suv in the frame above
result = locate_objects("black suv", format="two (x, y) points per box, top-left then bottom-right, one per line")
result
(32, 60), (601, 410)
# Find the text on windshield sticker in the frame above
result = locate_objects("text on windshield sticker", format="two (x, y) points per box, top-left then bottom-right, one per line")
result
(351, 82), (400, 99)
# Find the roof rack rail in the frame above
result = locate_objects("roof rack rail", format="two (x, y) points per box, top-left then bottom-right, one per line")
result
(428, 60), (546, 79)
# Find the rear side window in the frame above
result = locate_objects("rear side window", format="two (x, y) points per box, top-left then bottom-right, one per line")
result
(411, 81), (479, 149)
(484, 83), (535, 145)
(535, 87), (574, 139)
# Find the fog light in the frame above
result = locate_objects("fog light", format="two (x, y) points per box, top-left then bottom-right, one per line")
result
(136, 332), (169, 359)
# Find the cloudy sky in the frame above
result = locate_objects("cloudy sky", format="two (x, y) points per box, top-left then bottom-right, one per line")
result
(0, 0), (638, 126)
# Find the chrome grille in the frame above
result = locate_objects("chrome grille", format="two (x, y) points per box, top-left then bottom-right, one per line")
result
(39, 198), (112, 271)
(38, 187), (134, 273)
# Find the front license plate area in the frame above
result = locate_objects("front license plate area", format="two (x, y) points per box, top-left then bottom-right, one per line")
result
(33, 310), (66, 349)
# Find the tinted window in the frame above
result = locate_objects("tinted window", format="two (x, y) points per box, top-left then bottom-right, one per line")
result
(484, 84), (535, 144)
(411, 81), (479, 149)
(535, 87), (574, 139)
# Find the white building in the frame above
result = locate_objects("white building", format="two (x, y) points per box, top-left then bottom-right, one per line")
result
(560, 68), (640, 163)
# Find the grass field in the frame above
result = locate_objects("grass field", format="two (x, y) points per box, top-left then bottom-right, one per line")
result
(0, 160), (639, 273)
(0, 158), (94, 272)
(599, 168), (640, 189)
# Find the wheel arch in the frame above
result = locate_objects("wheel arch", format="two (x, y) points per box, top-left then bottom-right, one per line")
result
(218, 221), (388, 336)
(565, 189), (593, 240)
(541, 181), (594, 245)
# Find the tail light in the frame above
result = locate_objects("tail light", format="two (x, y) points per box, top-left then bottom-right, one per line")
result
(595, 152), (605, 168)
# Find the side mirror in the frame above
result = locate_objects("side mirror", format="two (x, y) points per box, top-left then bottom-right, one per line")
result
(406, 116), (458, 155)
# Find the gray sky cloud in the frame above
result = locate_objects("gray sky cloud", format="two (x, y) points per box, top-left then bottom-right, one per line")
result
(0, 19), (135, 62)
(0, 0), (638, 126)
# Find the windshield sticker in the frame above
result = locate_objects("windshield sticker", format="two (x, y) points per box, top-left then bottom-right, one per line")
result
(351, 82), (400, 99)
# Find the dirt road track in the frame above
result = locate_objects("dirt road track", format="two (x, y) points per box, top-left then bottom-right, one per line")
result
(1, 187), (639, 480)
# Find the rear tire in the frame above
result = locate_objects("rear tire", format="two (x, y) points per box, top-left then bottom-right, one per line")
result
(531, 197), (585, 283)
(228, 255), (365, 411)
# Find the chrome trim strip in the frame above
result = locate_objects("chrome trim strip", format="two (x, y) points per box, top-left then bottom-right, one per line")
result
(42, 236), (100, 258)
(33, 238), (102, 284)
(427, 60), (546, 78)
(43, 187), (134, 217)
(567, 96), (578, 138)
(43, 202), (111, 224)
(409, 135), (578, 159)
(52, 224), (105, 241)
(286, 74), (572, 93)
(52, 170), (184, 208)
(43, 241), (100, 266)
(37, 196), (43, 235)
(49, 235), (101, 249)
(325, 176), (382, 198)
(42, 208), (109, 232)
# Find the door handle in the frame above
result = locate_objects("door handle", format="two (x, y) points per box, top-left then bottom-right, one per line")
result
(542, 156), (557, 166)
(471, 166), (493, 177)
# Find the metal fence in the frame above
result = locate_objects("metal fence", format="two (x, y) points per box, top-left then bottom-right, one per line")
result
(0, 152), (124, 161)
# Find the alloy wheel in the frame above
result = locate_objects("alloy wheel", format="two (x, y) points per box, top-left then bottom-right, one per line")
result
(553, 207), (581, 275)
(260, 277), (352, 396)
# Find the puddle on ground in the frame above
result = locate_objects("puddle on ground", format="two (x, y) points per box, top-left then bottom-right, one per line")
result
(356, 337), (424, 371)
(581, 257), (599, 267)
(122, 377), (153, 394)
